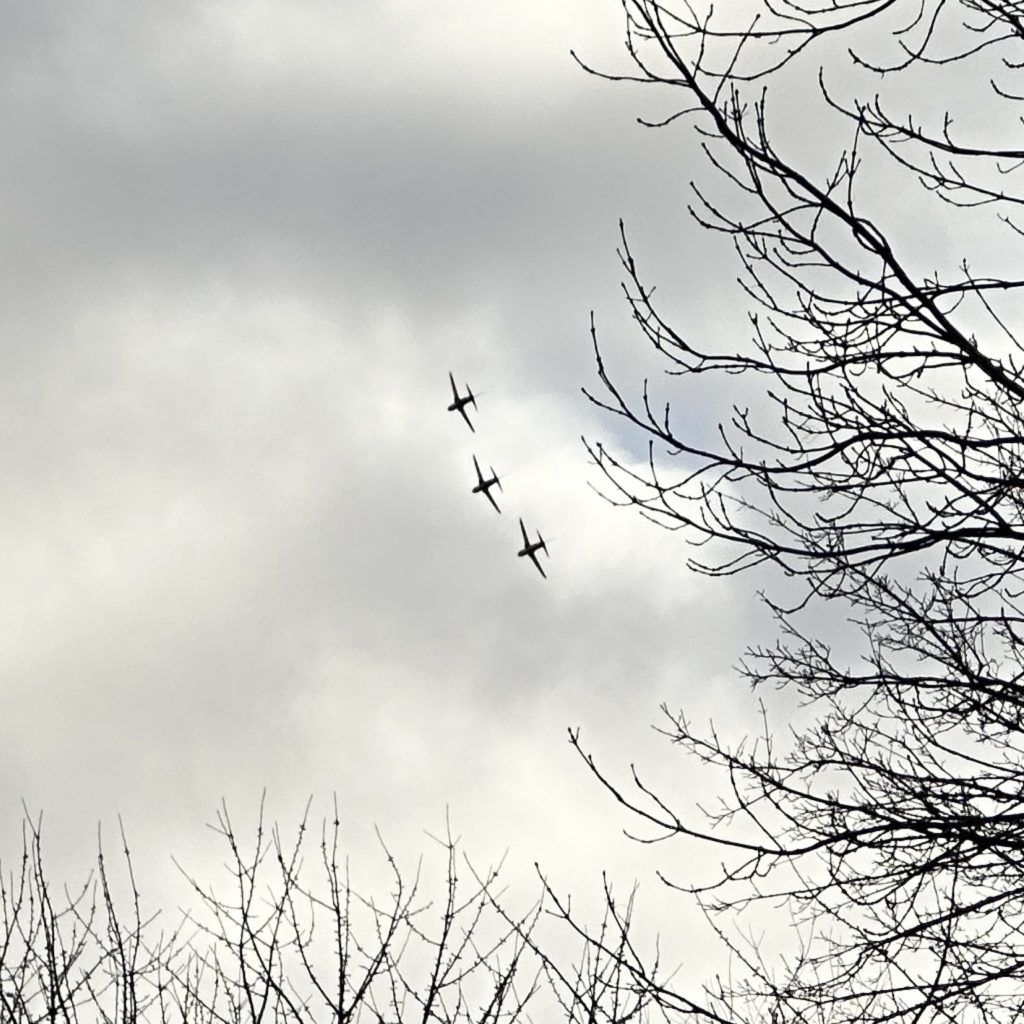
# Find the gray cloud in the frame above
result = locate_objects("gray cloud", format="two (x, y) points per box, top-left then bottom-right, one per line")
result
(0, 0), (766, 976)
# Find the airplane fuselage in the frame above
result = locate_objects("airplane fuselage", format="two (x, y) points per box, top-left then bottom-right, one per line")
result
(518, 540), (548, 578)
(447, 374), (477, 430)
(517, 518), (547, 575)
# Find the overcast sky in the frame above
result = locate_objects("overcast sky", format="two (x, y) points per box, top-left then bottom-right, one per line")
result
(0, 0), (773, 975)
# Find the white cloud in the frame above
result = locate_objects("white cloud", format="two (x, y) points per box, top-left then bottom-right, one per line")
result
(0, 0), (771, 996)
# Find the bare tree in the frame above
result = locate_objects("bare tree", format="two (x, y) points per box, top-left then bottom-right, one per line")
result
(577, 1), (1024, 1022)
(0, 802), (659, 1023)
(166, 798), (553, 1024)
(0, 811), (167, 1023)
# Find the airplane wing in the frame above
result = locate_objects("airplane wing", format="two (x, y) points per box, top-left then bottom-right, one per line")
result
(484, 488), (501, 514)
(448, 371), (459, 401)
(472, 454), (483, 482)
(519, 518), (529, 545)
(527, 549), (547, 579)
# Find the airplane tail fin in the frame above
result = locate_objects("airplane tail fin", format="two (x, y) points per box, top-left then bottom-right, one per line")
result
(492, 468), (502, 491)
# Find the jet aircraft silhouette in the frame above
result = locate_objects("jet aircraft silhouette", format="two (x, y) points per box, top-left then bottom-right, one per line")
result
(517, 518), (548, 579)
(447, 372), (477, 432)
(471, 455), (502, 513)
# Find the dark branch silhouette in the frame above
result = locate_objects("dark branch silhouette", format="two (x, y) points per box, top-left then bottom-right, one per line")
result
(0, 802), (659, 1023)
(578, 1), (1024, 1021)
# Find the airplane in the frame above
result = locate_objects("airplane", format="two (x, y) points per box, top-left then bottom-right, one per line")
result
(517, 518), (548, 579)
(471, 455), (502, 513)
(447, 372), (477, 432)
